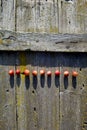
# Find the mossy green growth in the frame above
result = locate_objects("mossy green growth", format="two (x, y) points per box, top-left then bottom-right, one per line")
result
(50, 26), (58, 33)
(0, 39), (3, 44)
(19, 52), (27, 75)
(19, 52), (26, 66)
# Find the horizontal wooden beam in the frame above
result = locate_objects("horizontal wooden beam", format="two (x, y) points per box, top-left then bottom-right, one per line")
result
(0, 30), (87, 52)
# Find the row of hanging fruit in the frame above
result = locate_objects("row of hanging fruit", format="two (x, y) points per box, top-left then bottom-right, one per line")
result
(9, 69), (78, 77)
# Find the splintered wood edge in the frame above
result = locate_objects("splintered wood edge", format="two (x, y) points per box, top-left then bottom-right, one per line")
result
(0, 30), (87, 52)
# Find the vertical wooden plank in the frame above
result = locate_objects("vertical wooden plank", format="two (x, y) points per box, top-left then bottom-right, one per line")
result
(37, 52), (60, 130)
(16, 52), (28, 130)
(16, 0), (59, 33)
(0, 52), (16, 130)
(16, 52), (60, 130)
(59, 0), (87, 33)
(44, 52), (60, 130)
(71, 54), (87, 130)
(59, 53), (83, 130)
(0, 0), (15, 31)
(0, 0), (2, 29)
(76, 0), (87, 33)
(16, 52), (39, 130)
(59, 0), (77, 33)
(58, 0), (62, 33)
(79, 60), (87, 130)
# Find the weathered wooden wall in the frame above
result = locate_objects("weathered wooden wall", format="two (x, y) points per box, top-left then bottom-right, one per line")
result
(0, 31), (87, 130)
(0, 0), (87, 129)
(0, 0), (87, 33)
(0, 51), (87, 130)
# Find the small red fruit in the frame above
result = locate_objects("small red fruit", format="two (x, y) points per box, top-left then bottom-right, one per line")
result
(9, 70), (14, 76)
(32, 70), (37, 76)
(24, 69), (30, 76)
(64, 71), (69, 76)
(40, 70), (45, 75)
(72, 71), (78, 77)
(47, 71), (51, 76)
(55, 70), (60, 76)
(16, 69), (20, 75)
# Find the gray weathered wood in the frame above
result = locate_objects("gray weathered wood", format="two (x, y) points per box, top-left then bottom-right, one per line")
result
(0, 53), (16, 130)
(15, 0), (87, 34)
(59, 53), (87, 130)
(0, 0), (87, 33)
(0, 0), (15, 31)
(0, 0), (87, 130)
(0, 51), (87, 130)
(59, 0), (87, 33)
(16, 52), (60, 130)
(15, 52), (87, 130)
(79, 68), (87, 130)
(16, 0), (59, 33)
(0, 30), (87, 52)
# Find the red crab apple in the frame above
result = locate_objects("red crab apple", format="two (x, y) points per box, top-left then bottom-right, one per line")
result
(32, 70), (37, 76)
(16, 69), (20, 75)
(64, 71), (69, 76)
(55, 70), (60, 76)
(47, 71), (51, 76)
(24, 69), (30, 76)
(40, 70), (45, 75)
(9, 70), (14, 76)
(72, 71), (78, 77)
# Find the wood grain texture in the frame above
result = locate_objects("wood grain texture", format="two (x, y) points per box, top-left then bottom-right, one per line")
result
(0, 0), (15, 31)
(15, 0), (87, 34)
(15, 52), (87, 130)
(0, 52), (16, 130)
(0, 30), (87, 52)
(79, 67), (87, 130)
(57, 54), (87, 130)
(16, 52), (60, 130)
(0, 0), (87, 129)
(59, 53), (84, 130)
(16, 0), (59, 33)
(0, 51), (87, 130)
(0, 0), (87, 33)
